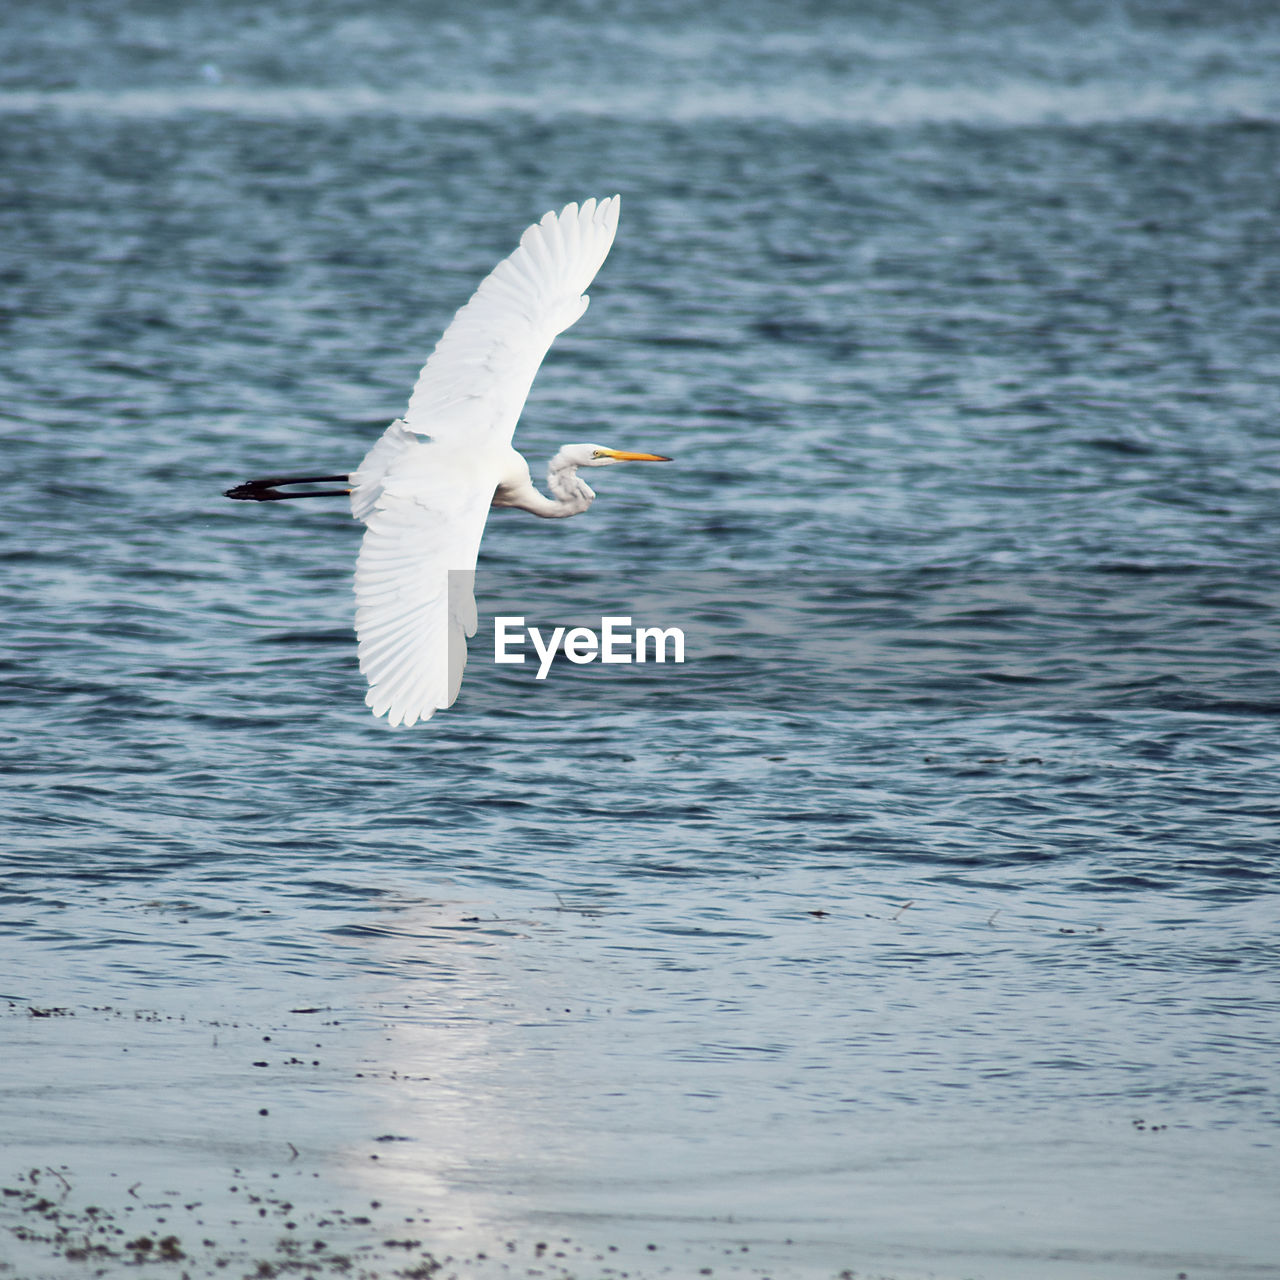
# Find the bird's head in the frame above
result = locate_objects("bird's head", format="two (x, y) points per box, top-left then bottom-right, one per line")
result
(567, 443), (673, 468)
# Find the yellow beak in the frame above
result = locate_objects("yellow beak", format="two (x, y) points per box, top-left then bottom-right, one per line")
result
(597, 448), (672, 462)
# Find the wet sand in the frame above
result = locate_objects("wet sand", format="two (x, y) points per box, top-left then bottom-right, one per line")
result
(1, 1000), (846, 1280)
(3, 998), (1251, 1280)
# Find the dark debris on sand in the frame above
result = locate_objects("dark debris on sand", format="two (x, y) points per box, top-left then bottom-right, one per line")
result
(0, 1163), (785, 1280)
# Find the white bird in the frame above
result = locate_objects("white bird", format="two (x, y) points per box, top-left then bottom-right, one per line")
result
(226, 196), (670, 727)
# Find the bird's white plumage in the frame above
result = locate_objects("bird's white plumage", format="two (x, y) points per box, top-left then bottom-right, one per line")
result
(354, 462), (488, 727)
(404, 196), (620, 450)
(349, 197), (621, 727)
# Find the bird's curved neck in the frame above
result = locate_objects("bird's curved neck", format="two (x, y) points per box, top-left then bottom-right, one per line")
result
(503, 449), (597, 519)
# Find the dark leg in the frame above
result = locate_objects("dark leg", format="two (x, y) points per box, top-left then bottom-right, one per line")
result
(225, 475), (351, 501)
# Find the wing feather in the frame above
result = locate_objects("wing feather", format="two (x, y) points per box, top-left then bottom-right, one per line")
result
(353, 458), (493, 727)
(403, 196), (620, 449)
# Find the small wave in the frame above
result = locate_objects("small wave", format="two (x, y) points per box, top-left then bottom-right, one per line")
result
(0, 79), (1274, 127)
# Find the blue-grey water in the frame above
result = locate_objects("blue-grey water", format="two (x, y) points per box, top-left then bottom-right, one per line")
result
(3, 2), (1280, 1277)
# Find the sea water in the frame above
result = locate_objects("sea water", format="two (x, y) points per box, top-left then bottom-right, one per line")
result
(2, 2), (1279, 1276)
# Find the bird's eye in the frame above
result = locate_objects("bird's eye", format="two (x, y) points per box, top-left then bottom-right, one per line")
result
(591, 449), (606, 458)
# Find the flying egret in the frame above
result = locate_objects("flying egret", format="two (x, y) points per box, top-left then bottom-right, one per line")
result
(226, 196), (670, 727)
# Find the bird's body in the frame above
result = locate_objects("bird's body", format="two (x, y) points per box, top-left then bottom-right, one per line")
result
(227, 196), (670, 727)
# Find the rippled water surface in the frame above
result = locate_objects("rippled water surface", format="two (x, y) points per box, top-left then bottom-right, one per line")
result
(3, 2), (1280, 1277)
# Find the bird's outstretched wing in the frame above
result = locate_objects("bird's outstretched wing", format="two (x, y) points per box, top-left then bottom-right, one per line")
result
(354, 449), (491, 727)
(403, 196), (621, 449)
(350, 198), (620, 727)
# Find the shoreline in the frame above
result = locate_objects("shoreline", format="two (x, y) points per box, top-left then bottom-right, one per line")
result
(4, 1000), (1264, 1280)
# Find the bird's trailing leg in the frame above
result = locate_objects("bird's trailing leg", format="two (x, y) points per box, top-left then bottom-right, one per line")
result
(225, 475), (351, 501)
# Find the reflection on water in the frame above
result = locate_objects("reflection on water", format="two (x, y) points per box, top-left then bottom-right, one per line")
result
(6, 875), (1278, 1276)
